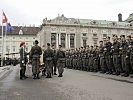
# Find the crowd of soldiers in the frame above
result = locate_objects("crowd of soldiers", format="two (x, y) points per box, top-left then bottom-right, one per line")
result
(65, 34), (133, 78)
(19, 40), (66, 80)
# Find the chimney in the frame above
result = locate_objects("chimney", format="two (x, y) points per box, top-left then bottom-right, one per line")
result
(118, 13), (122, 22)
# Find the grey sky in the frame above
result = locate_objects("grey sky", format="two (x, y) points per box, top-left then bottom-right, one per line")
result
(0, 0), (133, 26)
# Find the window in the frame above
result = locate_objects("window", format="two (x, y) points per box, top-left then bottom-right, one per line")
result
(12, 46), (16, 52)
(6, 46), (9, 52)
(61, 34), (65, 48)
(0, 46), (2, 52)
(70, 34), (75, 48)
(51, 33), (56, 47)
(93, 34), (97, 37)
(103, 34), (107, 37)
(83, 39), (87, 47)
(93, 40), (97, 46)
(82, 33), (87, 36)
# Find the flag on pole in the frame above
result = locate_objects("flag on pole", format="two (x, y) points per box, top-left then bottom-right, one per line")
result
(6, 22), (14, 32)
(2, 12), (8, 23)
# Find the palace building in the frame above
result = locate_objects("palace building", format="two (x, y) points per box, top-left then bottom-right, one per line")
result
(38, 13), (133, 49)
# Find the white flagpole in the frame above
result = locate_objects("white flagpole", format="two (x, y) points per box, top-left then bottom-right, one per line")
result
(4, 23), (7, 60)
(1, 11), (4, 67)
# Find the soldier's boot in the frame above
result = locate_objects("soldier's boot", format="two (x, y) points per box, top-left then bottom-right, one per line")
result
(46, 73), (50, 78)
(33, 74), (36, 79)
(37, 74), (40, 79)
(58, 73), (63, 77)
(20, 70), (24, 80)
(121, 73), (129, 77)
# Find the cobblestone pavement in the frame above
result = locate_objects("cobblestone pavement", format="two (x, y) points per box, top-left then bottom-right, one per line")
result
(0, 65), (133, 100)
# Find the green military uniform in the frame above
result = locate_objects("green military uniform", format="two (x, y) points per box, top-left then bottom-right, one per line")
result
(43, 44), (54, 78)
(56, 45), (66, 77)
(29, 40), (42, 79)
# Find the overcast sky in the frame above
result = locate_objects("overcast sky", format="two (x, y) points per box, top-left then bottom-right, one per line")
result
(0, 0), (133, 26)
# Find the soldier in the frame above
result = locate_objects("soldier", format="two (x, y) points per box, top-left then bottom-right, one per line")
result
(104, 36), (113, 74)
(43, 43), (54, 78)
(93, 45), (99, 72)
(130, 35), (133, 78)
(52, 45), (57, 75)
(99, 41), (106, 73)
(89, 46), (94, 72)
(120, 35), (130, 77)
(112, 35), (121, 75)
(19, 42), (29, 80)
(56, 45), (66, 77)
(29, 40), (42, 79)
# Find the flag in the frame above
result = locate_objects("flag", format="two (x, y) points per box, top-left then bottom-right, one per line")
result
(6, 22), (14, 32)
(2, 12), (8, 23)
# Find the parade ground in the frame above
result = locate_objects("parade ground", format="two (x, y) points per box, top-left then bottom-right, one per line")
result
(0, 65), (133, 100)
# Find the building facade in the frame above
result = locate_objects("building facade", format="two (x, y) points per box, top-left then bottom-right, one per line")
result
(38, 14), (133, 49)
(0, 26), (40, 58)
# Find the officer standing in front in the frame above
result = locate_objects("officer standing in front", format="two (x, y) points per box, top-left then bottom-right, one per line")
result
(29, 40), (42, 79)
(56, 45), (66, 77)
(19, 42), (29, 80)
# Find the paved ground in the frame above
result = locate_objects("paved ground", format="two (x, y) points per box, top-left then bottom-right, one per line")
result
(0, 65), (133, 100)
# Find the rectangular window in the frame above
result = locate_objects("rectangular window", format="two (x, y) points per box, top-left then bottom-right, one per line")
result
(12, 46), (16, 52)
(70, 34), (75, 48)
(51, 33), (56, 47)
(93, 40), (97, 46)
(93, 34), (97, 37)
(82, 33), (87, 36)
(6, 46), (9, 52)
(103, 34), (107, 37)
(61, 33), (66, 48)
(83, 39), (87, 47)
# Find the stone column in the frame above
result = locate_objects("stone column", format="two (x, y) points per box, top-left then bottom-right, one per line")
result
(59, 33), (61, 45)
(56, 33), (58, 49)
(68, 34), (70, 49)
(65, 33), (68, 49)
(74, 34), (76, 48)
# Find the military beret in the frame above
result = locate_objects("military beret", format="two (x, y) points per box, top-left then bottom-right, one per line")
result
(120, 35), (125, 38)
(35, 40), (39, 44)
(20, 42), (25, 47)
(59, 45), (62, 47)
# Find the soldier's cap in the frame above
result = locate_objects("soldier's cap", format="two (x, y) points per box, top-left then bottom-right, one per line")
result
(47, 43), (50, 46)
(96, 45), (99, 47)
(99, 40), (103, 42)
(120, 35), (125, 38)
(113, 34), (117, 37)
(90, 46), (93, 48)
(35, 40), (39, 44)
(59, 45), (62, 47)
(20, 42), (25, 47)
(52, 44), (55, 47)
(127, 35), (131, 38)
(106, 36), (110, 39)
(81, 47), (83, 48)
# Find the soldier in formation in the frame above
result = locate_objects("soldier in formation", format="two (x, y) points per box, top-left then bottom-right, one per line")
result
(65, 34), (133, 78)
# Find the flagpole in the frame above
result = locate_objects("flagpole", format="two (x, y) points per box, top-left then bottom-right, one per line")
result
(1, 12), (4, 67)
(4, 23), (7, 60)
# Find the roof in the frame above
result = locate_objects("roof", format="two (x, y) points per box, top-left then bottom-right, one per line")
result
(43, 14), (133, 28)
(0, 26), (40, 36)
